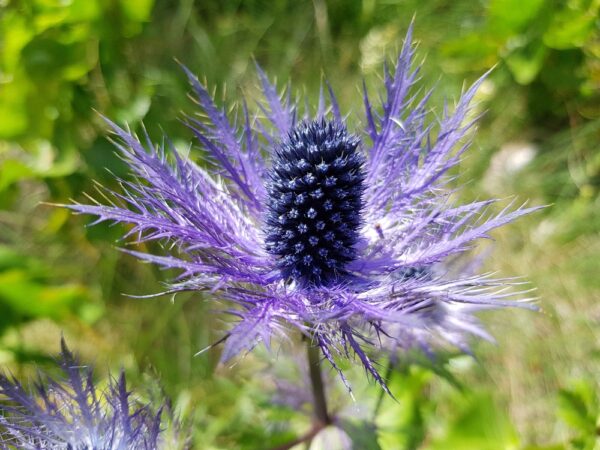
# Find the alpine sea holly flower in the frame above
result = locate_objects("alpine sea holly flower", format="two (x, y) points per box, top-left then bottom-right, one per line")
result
(65, 25), (539, 394)
(0, 339), (183, 449)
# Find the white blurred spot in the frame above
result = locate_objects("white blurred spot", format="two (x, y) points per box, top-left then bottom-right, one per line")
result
(483, 142), (537, 194)
(310, 425), (353, 450)
(532, 219), (557, 244)
(359, 25), (399, 72)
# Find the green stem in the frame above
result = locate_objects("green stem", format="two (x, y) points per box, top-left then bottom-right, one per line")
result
(307, 342), (330, 425)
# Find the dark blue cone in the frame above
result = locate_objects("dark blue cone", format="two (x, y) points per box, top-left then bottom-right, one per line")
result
(265, 119), (365, 286)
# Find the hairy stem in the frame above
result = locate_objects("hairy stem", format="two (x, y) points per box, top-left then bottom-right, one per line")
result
(268, 343), (330, 450)
(307, 342), (330, 425)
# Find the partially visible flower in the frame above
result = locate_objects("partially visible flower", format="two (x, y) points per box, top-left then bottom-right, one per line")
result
(0, 339), (185, 449)
(65, 24), (539, 393)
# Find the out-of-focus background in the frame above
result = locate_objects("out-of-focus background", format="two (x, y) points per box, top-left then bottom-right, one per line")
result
(0, 0), (598, 448)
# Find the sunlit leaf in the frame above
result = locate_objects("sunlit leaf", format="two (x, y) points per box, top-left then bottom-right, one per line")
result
(558, 380), (598, 435)
(543, 3), (599, 49)
(0, 11), (35, 72)
(0, 270), (90, 320)
(428, 393), (520, 450)
(504, 42), (547, 84)
(0, 79), (29, 138)
(488, 0), (546, 34)
(0, 159), (33, 191)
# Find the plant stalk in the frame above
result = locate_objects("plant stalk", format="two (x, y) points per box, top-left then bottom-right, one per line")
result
(307, 342), (330, 425)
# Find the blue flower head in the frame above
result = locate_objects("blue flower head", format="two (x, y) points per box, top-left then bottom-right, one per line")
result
(65, 24), (539, 393)
(0, 339), (182, 449)
(265, 119), (365, 286)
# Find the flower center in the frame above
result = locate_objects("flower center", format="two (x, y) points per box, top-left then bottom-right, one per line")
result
(265, 119), (365, 286)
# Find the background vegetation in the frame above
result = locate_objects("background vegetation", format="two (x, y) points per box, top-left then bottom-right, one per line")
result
(0, 0), (598, 448)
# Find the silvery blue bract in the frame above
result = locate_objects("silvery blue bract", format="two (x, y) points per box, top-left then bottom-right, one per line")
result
(0, 340), (177, 449)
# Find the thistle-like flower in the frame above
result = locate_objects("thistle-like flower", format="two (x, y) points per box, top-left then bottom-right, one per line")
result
(66, 25), (538, 393)
(0, 340), (182, 449)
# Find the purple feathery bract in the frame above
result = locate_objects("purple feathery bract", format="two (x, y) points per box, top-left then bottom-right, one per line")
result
(0, 339), (180, 449)
(65, 24), (540, 394)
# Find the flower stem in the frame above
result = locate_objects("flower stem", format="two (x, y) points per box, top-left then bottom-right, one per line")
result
(307, 342), (330, 425)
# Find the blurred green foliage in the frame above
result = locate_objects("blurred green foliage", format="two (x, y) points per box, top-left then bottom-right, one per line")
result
(0, 0), (599, 448)
(558, 380), (600, 450)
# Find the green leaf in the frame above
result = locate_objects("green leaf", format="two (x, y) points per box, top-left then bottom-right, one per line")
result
(377, 365), (432, 450)
(441, 33), (500, 71)
(504, 42), (548, 84)
(22, 35), (96, 82)
(543, 3), (600, 49)
(0, 78), (29, 138)
(0, 245), (48, 279)
(557, 381), (598, 435)
(65, 0), (101, 23)
(488, 0), (546, 34)
(428, 392), (520, 450)
(119, 0), (155, 36)
(119, 0), (155, 23)
(521, 445), (566, 450)
(0, 270), (90, 320)
(0, 11), (35, 72)
(0, 159), (33, 191)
